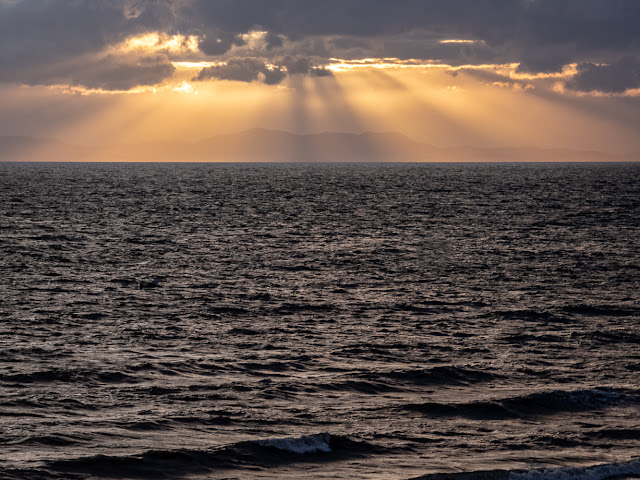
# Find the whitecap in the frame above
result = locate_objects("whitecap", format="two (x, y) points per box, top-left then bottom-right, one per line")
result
(257, 433), (332, 454)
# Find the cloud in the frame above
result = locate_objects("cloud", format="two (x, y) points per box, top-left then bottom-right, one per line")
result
(0, 49), (175, 91)
(181, 1), (640, 61)
(309, 67), (333, 77)
(382, 32), (498, 65)
(70, 55), (175, 91)
(194, 56), (331, 85)
(1, 0), (639, 91)
(195, 57), (286, 85)
(0, 1), (170, 61)
(197, 31), (241, 56)
(281, 56), (312, 75)
(280, 56), (333, 77)
(566, 56), (640, 93)
(515, 50), (570, 75)
(0, 0), (177, 89)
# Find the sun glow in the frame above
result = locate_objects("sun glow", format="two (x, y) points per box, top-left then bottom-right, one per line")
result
(240, 30), (269, 49)
(49, 85), (159, 96)
(118, 32), (201, 55)
(5, 50), (637, 155)
(510, 63), (578, 80)
(326, 58), (446, 72)
(439, 39), (482, 44)
(326, 58), (526, 74)
(173, 82), (198, 94)
(172, 61), (221, 69)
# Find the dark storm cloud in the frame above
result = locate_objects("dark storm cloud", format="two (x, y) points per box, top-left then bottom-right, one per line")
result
(195, 57), (286, 85)
(515, 55), (568, 75)
(196, 30), (281, 56)
(0, 1), (171, 62)
(0, 53), (175, 90)
(198, 31), (243, 56)
(194, 56), (331, 85)
(264, 31), (284, 50)
(0, 0), (177, 89)
(326, 37), (372, 51)
(280, 56), (333, 77)
(68, 55), (175, 91)
(382, 33), (498, 65)
(566, 56), (640, 93)
(182, 1), (640, 54)
(181, 0), (640, 84)
(309, 67), (333, 78)
(1, 0), (640, 90)
(282, 57), (313, 75)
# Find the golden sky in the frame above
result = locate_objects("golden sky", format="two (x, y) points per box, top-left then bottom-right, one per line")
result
(1, 1), (639, 154)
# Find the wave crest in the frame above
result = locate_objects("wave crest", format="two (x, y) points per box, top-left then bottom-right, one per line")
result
(258, 433), (332, 454)
(509, 458), (640, 480)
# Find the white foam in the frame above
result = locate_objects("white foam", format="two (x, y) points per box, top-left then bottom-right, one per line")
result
(509, 458), (640, 480)
(257, 433), (332, 454)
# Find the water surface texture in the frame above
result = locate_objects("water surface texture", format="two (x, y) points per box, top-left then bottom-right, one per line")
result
(1, 163), (639, 480)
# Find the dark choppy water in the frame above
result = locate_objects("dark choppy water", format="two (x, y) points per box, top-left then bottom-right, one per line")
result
(1, 162), (639, 480)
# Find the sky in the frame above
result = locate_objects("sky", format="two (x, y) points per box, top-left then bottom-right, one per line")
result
(1, 0), (640, 153)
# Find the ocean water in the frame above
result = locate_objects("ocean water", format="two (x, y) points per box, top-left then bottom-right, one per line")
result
(1, 162), (639, 480)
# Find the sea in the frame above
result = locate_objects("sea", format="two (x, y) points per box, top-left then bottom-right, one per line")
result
(1, 162), (639, 480)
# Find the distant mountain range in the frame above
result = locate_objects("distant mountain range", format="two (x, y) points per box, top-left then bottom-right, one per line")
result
(0, 129), (637, 162)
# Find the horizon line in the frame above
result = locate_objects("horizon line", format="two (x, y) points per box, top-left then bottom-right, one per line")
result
(1, 130), (639, 156)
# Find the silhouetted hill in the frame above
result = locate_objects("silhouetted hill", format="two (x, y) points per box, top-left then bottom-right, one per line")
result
(195, 129), (437, 162)
(0, 130), (637, 162)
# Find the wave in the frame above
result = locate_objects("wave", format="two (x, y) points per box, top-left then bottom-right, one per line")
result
(404, 401), (514, 420)
(272, 302), (335, 313)
(403, 387), (636, 420)
(378, 365), (498, 386)
(318, 379), (403, 394)
(481, 309), (571, 323)
(1, 359), (241, 385)
(34, 450), (640, 480)
(0, 367), (139, 385)
(507, 388), (637, 413)
(207, 305), (251, 315)
(561, 304), (639, 317)
(579, 330), (640, 345)
(592, 428), (640, 440)
(410, 458), (640, 480)
(311, 366), (497, 395)
(257, 432), (332, 453)
(28, 233), (82, 242)
(227, 326), (263, 335)
(7, 434), (83, 447)
(34, 433), (378, 478)
(509, 458), (640, 480)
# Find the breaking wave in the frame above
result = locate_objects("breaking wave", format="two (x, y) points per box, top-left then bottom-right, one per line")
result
(403, 388), (636, 419)
(17, 433), (378, 479)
